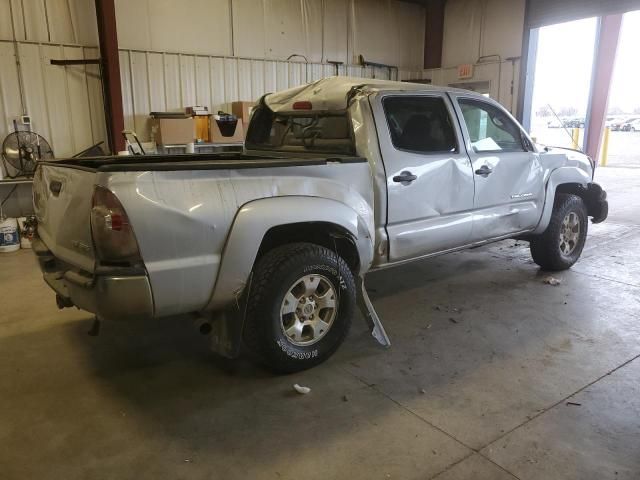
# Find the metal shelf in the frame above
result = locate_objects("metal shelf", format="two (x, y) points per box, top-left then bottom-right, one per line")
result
(0, 178), (33, 185)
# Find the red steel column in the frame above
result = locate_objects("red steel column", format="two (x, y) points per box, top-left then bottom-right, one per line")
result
(424, 0), (445, 69)
(95, 0), (125, 154)
(584, 14), (623, 162)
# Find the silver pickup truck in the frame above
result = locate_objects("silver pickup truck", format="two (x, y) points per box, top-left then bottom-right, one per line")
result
(32, 77), (608, 372)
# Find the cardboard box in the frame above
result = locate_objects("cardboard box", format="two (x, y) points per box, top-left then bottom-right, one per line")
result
(151, 117), (195, 145)
(210, 118), (244, 144)
(231, 101), (256, 123)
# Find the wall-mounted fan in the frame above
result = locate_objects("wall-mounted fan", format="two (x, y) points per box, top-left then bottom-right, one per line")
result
(2, 131), (54, 178)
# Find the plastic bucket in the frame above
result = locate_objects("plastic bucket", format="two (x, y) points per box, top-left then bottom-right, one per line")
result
(215, 115), (238, 137)
(0, 217), (20, 253)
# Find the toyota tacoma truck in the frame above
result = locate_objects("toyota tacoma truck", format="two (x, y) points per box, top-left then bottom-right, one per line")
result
(32, 77), (608, 372)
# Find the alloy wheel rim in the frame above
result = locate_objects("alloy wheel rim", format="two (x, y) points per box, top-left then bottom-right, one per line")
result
(280, 274), (338, 346)
(559, 211), (580, 256)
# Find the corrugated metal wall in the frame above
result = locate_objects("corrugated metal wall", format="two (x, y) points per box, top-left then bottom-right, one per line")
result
(114, 0), (426, 68)
(118, 49), (428, 141)
(0, 0), (428, 152)
(0, 40), (105, 158)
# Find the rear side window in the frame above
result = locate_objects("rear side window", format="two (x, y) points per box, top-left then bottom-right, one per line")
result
(383, 96), (457, 154)
(246, 105), (355, 155)
(458, 99), (525, 152)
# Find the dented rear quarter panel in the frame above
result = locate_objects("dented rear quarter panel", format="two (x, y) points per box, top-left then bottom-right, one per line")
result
(100, 161), (374, 317)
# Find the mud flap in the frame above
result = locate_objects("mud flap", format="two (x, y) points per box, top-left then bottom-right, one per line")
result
(195, 277), (251, 359)
(195, 308), (245, 358)
(357, 276), (391, 347)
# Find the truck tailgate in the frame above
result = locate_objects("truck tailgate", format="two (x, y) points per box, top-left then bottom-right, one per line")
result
(33, 164), (97, 273)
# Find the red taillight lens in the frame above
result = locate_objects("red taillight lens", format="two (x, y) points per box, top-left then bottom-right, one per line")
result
(293, 101), (312, 110)
(90, 186), (141, 263)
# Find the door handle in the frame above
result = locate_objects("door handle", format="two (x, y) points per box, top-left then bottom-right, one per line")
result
(475, 165), (493, 177)
(392, 171), (417, 184)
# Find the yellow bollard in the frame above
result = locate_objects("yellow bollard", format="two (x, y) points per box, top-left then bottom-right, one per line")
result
(571, 128), (580, 150)
(600, 127), (610, 167)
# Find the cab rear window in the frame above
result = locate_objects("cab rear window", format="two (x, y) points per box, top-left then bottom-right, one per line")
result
(246, 105), (355, 155)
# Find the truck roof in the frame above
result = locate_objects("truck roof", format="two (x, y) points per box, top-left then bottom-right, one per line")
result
(265, 76), (481, 112)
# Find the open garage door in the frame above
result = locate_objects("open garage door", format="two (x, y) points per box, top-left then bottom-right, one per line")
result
(527, 0), (640, 28)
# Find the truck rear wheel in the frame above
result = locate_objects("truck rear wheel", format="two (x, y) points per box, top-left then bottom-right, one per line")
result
(530, 193), (588, 271)
(243, 242), (355, 373)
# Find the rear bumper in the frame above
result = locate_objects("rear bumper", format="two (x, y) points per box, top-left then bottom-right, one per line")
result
(33, 237), (154, 321)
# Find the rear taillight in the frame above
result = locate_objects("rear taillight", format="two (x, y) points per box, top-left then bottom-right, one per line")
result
(90, 186), (141, 263)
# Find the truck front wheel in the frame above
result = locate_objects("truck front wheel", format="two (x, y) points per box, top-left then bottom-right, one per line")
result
(530, 193), (588, 271)
(243, 242), (355, 373)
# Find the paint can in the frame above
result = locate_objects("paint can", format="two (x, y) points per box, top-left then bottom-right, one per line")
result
(0, 217), (20, 253)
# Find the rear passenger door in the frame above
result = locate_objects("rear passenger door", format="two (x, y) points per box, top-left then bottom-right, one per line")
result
(371, 93), (475, 262)
(450, 95), (545, 241)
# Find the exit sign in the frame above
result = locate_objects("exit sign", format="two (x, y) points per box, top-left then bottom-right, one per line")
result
(458, 64), (474, 79)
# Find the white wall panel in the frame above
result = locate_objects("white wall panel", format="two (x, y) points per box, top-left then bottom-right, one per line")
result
(322, 0), (348, 64)
(264, 0), (306, 60)
(302, 0), (323, 62)
(179, 55), (197, 107)
(263, 61), (277, 94)
(114, 0), (151, 50)
(251, 60), (265, 100)
(195, 56), (212, 107)
(442, 0), (526, 67)
(46, 0), (76, 43)
(112, 0), (424, 68)
(69, 0), (98, 45)
(223, 57), (239, 105)
(83, 46), (107, 147)
(147, 52), (166, 112)
(22, 0), (49, 42)
(442, 0), (483, 66)
(119, 50), (134, 132)
(232, 0), (266, 58)
(163, 54), (182, 111)
(482, 0), (525, 60)
(63, 45), (94, 152)
(237, 58), (252, 101)
(1, 0), (96, 44)
(0, 42), (23, 142)
(130, 51), (151, 139)
(17, 43), (52, 145)
(209, 57), (226, 112)
(396, 2), (427, 69)
(148, 0), (231, 55)
(0, 1), (14, 40)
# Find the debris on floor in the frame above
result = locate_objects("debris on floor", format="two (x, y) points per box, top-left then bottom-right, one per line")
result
(542, 276), (562, 286)
(293, 384), (311, 395)
(342, 394), (349, 402)
(449, 317), (458, 324)
(433, 304), (462, 314)
(566, 401), (582, 406)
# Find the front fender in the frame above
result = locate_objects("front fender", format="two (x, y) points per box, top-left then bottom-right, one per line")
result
(532, 167), (591, 235)
(205, 196), (374, 310)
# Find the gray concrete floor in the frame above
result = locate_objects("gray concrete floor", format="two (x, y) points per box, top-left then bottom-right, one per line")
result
(1, 167), (639, 480)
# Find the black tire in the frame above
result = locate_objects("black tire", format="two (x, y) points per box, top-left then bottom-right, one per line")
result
(243, 242), (356, 373)
(530, 193), (588, 271)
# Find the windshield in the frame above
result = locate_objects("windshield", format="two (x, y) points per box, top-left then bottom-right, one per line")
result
(246, 105), (355, 155)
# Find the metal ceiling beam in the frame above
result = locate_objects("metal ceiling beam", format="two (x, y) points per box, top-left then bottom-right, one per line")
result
(423, 0), (445, 69)
(95, 0), (125, 154)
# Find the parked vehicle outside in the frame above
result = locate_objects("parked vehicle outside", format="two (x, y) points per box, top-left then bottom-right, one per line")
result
(32, 77), (609, 372)
(625, 119), (640, 132)
(622, 118), (640, 131)
(564, 118), (585, 128)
